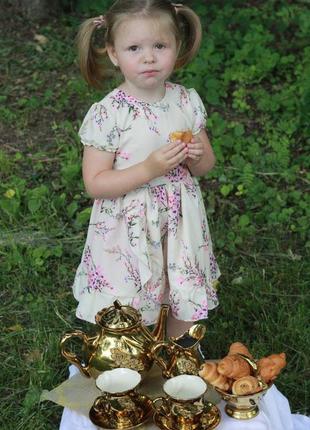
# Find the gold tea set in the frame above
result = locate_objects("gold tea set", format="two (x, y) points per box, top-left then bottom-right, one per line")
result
(60, 300), (278, 428)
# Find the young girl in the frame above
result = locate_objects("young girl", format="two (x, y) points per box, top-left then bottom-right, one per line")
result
(60, 1), (220, 428)
(73, 0), (220, 340)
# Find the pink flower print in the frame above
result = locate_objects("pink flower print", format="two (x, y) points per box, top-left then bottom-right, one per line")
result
(196, 274), (205, 287)
(82, 246), (113, 293)
(87, 265), (113, 293)
(209, 253), (219, 280)
(132, 297), (141, 308)
(167, 188), (181, 236)
(170, 292), (181, 317)
(107, 246), (141, 290)
(93, 104), (108, 129)
(151, 186), (167, 212)
(113, 89), (162, 134)
(177, 86), (190, 108)
(165, 82), (174, 90)
(139, 202), (146, 217)
(199, 219), (210, 250)
(193, 105), (207, 131)
(93, 221), (115, 239)
(176, 276), (185, 286)
(116, 149), (130, 160)
(191, 300), (208, 320)
(165, 165), (191, 184)
(83, 246), (92, 266)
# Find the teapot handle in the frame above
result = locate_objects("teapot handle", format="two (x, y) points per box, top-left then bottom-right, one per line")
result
(60, 330), (92, 377)
(151, 341), (173, 374)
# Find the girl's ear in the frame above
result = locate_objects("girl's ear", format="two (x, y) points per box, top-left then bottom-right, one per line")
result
(106, 44), (119, 67)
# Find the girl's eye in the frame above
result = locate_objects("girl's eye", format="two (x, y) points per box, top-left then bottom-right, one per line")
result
(128, 45), (139, 51)
(155, 43), (166, 49)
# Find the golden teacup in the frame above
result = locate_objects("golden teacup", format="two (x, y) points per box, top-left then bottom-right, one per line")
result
(153, 374), (207, 430)
(89, 368), (152, 428)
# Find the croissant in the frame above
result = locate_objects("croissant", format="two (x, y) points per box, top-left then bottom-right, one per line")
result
(258, 352), (286, 383)
(169, 130), (192, 143)
(217, 355), (251, 379)
(228, 342), (253, 359)
(199, 362), (231, 391)
(232, 376), (262, 395)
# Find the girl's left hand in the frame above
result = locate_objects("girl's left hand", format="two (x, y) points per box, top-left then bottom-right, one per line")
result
(185, 135), (204, 165)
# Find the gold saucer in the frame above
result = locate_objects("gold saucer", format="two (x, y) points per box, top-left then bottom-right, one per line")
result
(89, 394), (152, 429)
(153, 402), (221, 430)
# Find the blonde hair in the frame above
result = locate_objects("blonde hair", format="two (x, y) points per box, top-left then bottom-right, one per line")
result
(77, 0), (202, 88)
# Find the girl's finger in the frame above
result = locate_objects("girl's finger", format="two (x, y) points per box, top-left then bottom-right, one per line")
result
(187, 153), (201, 160)
(170, 147), (188, 165)
(187, 148), (203, 156)
(163, 141), (182, 152)
(165, 142), (186, 157)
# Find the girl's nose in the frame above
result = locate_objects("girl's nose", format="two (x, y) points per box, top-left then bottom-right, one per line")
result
(143, 49), (155, 63)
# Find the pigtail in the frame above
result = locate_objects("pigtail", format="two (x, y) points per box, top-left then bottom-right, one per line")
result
(174, 4), (202, 69)
(76, 17), (109, 89)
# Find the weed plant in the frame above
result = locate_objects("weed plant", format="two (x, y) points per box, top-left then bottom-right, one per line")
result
(0, 1), (309, 428)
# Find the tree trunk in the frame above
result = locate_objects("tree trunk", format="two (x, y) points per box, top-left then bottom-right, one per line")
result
(8, 0), (60, 21)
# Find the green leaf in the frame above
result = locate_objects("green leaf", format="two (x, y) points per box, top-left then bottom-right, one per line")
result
(220, 184), (233, 197)
(239, 214), (250, 227)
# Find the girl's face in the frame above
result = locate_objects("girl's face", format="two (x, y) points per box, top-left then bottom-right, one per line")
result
(107, 15), (179, 98)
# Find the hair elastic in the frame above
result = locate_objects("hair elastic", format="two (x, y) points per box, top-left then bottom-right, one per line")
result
(93, 15), (106, 28)
(171, 2), (183, 10)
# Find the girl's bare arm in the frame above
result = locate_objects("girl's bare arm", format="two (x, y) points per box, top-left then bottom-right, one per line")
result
(82, 141), (188, 199)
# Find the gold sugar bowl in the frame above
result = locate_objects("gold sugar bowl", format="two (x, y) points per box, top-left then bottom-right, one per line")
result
(215, 383), (271, 420)
(214, 354), (271, 420)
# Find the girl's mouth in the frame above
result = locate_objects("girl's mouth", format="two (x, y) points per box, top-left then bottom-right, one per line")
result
(142, 70), (158, 76)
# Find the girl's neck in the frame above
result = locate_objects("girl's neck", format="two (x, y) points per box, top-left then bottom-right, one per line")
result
(118, 82), (167, 104)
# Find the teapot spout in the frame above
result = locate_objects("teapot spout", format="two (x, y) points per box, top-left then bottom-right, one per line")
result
(151, 304), (170, 342)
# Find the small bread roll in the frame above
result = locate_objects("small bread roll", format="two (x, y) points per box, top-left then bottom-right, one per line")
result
(169, 130), (192, 143)
(228, 342), (253, 359)
(199, 362), (231, 391)
(258, 352), (286, 383)
(217, 355), (251, 379)
(232, 376), (262, 395)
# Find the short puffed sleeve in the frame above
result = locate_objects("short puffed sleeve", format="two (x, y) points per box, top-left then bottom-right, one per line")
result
(188, 88), (207, 135)
(78, 101), (120, 152)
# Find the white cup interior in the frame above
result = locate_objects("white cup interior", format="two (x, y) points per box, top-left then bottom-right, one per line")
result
(96, 368), (141, 393)
(163, 375), (207, 401)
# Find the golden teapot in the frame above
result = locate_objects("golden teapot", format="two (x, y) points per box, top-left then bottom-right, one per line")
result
(151, 324), (206, 378)
(60, 300), (170, 378)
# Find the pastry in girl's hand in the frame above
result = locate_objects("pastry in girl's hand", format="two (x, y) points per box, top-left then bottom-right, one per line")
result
(217, 354), (251, 379)
(257, 352), (286, 383)
(231, 376), (262, 395)
(199, 361), (231, 391)
(169, 130), (193, 143)
(228, 342), (253, 359)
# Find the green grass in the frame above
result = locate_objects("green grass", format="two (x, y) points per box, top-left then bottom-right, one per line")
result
(1, 1), (309, 428)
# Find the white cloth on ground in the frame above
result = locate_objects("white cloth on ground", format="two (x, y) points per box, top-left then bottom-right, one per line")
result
(59, 365), (310, 430)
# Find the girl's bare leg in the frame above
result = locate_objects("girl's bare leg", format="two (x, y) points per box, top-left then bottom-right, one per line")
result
(166, 313), (193, 338)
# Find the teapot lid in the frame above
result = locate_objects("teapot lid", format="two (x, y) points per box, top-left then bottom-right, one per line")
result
(95, 300), (140, 329)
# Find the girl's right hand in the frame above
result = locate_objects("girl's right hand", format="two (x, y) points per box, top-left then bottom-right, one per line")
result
(144, 141), (188, 179)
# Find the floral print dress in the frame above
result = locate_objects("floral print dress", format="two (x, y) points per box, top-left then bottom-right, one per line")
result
(73, 82), (220, 325)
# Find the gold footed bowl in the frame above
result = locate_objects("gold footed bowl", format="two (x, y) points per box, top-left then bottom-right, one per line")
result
(89, 394), (153, 429)
(215, 384), (271, 420)
(153, 402), (221, 430)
